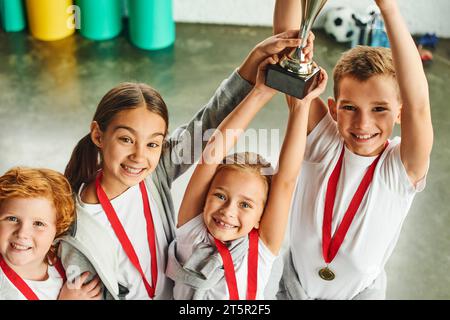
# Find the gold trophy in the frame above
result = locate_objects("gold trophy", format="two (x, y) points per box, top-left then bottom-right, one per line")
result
(266, 0), (328, 99)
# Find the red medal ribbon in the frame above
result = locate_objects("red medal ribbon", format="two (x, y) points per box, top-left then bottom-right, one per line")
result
(95, 172), (158, 299)
(214, 228), (259, 300)
(0, 254), (66, 300)
(323, 143), (387, 264)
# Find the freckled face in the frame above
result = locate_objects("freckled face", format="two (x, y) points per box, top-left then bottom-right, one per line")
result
(203, 168), (268, 242)
(0, 198), (57, 269)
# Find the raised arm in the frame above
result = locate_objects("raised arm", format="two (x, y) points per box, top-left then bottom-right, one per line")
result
(259, 69), (328, 255)
(274, 0), (302, 34)
(177, 55), (282, 227)
(377, 0), (433, 184)
(159, 30), (306, 187)
(273, 0), (328, 134)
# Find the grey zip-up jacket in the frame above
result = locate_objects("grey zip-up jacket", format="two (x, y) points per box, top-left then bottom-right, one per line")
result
(55, 70), (253, 300)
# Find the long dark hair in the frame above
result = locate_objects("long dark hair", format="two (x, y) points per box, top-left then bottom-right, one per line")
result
(64, 83), (169, 192)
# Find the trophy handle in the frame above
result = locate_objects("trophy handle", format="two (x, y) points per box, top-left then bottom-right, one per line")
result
(265, 0), (327, 98)
(293, 0), (328, 61)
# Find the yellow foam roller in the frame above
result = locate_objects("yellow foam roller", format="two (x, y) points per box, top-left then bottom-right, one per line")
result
(25, 0), (75, 41)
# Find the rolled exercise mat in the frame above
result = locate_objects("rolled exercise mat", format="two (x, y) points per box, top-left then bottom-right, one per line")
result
(25, 0), (75, 41)
(128, 0), (175, 50)
(76, 0), (122, 40)
(0, 0), (26, 32)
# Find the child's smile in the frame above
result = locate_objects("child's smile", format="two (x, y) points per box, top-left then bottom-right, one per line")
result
(350, 133), (379, 141)
(0, 197), (57, 277)
(10, 241), (33, 252)
(212, 216), (238, 230)
(203, 168), (267, 242)
(120, 164), (147, 176)
(330, 75), (401, 156)
(93, 107), (167, 198)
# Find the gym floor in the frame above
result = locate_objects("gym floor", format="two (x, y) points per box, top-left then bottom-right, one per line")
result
(0, 23), (448, 299)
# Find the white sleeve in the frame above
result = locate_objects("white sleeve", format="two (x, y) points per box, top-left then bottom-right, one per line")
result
(258, 238), (277, 264)
(305, 112), (341, 163)
(380, 140), (428, 195)
(175, 214), (208, 250)
(257, 238), (277, 297)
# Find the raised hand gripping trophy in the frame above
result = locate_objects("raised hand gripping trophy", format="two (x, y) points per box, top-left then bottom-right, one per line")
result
(266, 0), (328, 99)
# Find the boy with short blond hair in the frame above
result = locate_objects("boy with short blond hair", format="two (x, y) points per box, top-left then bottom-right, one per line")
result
(274, 0), (433, 299)
(332, 46), (396, 96)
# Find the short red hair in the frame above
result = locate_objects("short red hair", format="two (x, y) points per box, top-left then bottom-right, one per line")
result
(0, 167), (75, 239)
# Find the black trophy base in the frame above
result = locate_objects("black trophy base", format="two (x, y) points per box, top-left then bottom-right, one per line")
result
(265, 63), (320, 99)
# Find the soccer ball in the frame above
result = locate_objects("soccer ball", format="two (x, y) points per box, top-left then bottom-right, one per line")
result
(324, 7), (356, 43)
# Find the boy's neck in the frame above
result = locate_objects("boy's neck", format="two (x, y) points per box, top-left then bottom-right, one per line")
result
(6, 258), (49, 281)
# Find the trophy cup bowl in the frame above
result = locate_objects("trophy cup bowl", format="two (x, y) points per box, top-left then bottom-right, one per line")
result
(266, 0), (328, 99)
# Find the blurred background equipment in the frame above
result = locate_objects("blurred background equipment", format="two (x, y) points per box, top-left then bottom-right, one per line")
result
(25, 0), (75, 41)
(0, 0), (26, 32)
(324, 7), (356, 43)
(352, 7), (390, 47)
(76, 0), (123, 41)
(128, 0), (175, 50)
(0, 0), (176, 50)
(323, 5), (390, 48)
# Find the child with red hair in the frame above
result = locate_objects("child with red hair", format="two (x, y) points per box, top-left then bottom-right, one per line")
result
(0, 167), (101, 300)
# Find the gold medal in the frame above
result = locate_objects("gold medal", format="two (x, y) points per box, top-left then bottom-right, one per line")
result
(318, 267), (335, 281)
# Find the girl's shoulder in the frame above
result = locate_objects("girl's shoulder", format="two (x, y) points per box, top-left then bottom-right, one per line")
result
(78, 182), (99, 204)
(176, 214), (208, 244)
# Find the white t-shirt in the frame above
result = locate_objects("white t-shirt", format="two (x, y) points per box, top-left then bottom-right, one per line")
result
(0, 264), (64, 300)
(77, 177), (170, 300)
(289, 113), (426, 300)
(171, 215), (276, 300)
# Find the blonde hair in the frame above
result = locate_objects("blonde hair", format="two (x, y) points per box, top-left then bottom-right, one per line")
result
(0, 167), (75, 262)
(333, 46), (397, 98)
(214, 152), (274, 203)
